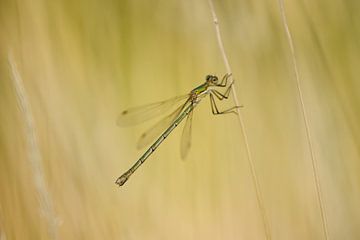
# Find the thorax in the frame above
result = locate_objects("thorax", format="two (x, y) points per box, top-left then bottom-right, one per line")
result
(190, 82), (209, 102)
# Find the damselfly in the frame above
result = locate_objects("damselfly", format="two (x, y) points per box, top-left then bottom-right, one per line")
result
(116, 74), (241, 186)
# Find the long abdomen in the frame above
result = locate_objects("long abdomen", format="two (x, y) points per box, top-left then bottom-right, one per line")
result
(116, 102), (197, 186)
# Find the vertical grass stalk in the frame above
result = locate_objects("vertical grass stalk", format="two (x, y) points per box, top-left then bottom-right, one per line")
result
(277, 1), (329, 239)
(8, 52), (59, 240)
(0, 232), (6, 240)
(207, 1), (272, 239)
(0, 217), (6, 240)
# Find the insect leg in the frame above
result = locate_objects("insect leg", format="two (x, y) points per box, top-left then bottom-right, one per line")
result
(217, 73), (232, 87)
(209, 93), (242, 115)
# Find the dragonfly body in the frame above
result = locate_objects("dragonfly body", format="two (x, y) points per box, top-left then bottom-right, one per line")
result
(191, 82), (209, 95)
(116, 101), (198, 186)
(116, 74), (239, 187)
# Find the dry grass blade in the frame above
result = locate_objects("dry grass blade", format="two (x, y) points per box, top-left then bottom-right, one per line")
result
(0, 218), (6, 240)
(8, 52), (59, 240)
(0, 232), (6, 240)
(277, 1), (329, 239)
(207, 1), (272, 239)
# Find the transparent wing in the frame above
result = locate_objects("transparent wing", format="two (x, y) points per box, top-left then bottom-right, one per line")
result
(137, 101), (189, 149)
(180, 107), (193, 160)
(117, 94), (189, 127)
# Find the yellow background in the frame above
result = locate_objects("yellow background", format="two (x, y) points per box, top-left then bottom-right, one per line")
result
(0, 0), (359, 239)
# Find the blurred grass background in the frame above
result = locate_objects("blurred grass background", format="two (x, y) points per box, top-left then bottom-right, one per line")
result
(1, 0), (360, 239)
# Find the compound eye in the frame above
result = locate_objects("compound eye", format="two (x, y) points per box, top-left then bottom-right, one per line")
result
(212, 76), (218, 83)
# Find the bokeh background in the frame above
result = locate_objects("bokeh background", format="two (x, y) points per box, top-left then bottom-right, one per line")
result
(1, 0), (360, 239)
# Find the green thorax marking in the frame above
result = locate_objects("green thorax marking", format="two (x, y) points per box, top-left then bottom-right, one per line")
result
(191, 83), (208, 95)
